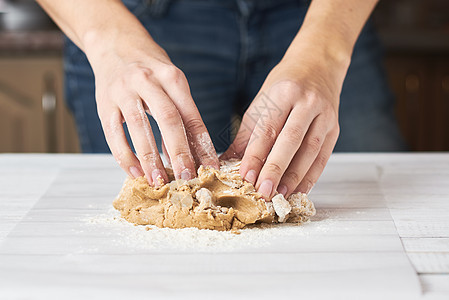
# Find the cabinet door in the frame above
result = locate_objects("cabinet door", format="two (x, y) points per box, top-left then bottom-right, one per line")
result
(434, 59), (449, 150)
(385, 55), (437, 151)
(0, 56), (79, 153)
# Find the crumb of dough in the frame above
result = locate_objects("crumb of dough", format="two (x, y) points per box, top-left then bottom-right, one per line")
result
(272, 194), (292, 223)
(113, 159), (316, 231)
(231, 229), (241, 235)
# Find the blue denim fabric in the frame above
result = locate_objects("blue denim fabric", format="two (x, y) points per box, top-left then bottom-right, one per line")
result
(64, 0), (407, 153)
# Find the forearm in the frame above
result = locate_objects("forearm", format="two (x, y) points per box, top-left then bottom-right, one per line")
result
(36, 0), (158, 66)
(285, 0), (378, 77)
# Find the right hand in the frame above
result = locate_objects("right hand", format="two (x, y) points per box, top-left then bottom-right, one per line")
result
(86, 27), (219, 186)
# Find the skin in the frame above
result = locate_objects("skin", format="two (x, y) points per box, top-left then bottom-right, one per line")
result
(222, 0), (379, 198)
(37, 0), (378, 196)
(37, 0), (220, 187)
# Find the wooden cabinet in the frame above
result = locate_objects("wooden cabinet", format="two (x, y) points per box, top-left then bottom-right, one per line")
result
(0, 56), (79, 153)
(373, 0), (449, 151)
(385, 54), (449, 151)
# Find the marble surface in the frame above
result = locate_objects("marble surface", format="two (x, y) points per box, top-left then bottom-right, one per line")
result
(0, 153), (448, 299)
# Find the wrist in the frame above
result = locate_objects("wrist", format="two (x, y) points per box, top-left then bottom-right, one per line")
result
(281, 34), (350, 96)
(285, 0), (378, 74)
(82, 26), (152, 66)
(286, 29), (352, 73)
(278, 32), (351, 105)
(80, 13), (163, 72)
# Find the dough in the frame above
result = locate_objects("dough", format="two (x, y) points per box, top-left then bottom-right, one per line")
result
(113, 159), (316, 231)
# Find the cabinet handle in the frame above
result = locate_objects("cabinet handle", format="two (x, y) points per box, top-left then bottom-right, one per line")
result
(42, 83), (56, 113)
(42, 73), (57, 152)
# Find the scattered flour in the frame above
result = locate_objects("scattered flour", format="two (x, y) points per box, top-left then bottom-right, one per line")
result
(84, 208), (314, 252)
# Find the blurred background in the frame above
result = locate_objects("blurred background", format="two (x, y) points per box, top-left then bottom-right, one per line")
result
(0, 0), (448, 153)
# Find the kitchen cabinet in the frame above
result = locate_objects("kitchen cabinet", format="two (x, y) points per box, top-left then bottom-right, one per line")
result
(0, 55), (79, 153)
(385, 54), (449, 151)
(373, 0), (449, 151)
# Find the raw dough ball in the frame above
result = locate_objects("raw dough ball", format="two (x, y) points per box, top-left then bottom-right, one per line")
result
(113, 159), (316, 231)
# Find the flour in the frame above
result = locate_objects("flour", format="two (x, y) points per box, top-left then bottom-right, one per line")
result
(85, 208), (312, 252)
(192, 132), (217, 164)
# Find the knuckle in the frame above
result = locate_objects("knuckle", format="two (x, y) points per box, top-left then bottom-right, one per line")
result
(263, 162), (283, 177)
(257, 122), (278, 142)
(306, 135), (323, 153)
(127, 110), (144, 125)
(283, 126), (304, 143)
(304, 89), (320, 101)
(197, 152), (217, 167)
(174, 149), (192, 159)
(245, 153), (265, 167)
(139, 151), (159, 163)
(172, 149), (194, 167)
(157, 105), (180, 125)
(195, 151), (210, 161)
(315, 154), (329, 170)
(161, 66), (185, 83)
(302, 94), (320, 111)
(183, 117), (205, 134)
(134, 67), (153, 83)
(284, 169), (302, 186)
(272, 80), (301, 98)
(115, 150), (133, 167)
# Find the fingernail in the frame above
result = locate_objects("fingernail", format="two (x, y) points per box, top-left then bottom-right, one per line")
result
(205, 159), (220, 170)
(180, 169), (192, 181)
(129, 166), (143, 178)
(258, 179), (273, 199)
(277, 184), (287, 196)
(244, 169), (257, 184)
(152, 169), (164, 187)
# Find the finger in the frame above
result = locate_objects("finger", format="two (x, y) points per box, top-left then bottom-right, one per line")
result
(294, 126), (339, 195)
(137, 84), (196, 180)
(239, 95), (289, 186)
(158, 66), (219, 169)
(187, 130), (219, 170)
(275, 116), (329, 198)
(220, 91), (265, 161)
(120, 98), (168, 186)
(254, 106), (316, 198)
(98, 107), (144, 179)
(161, 135), (171, 168)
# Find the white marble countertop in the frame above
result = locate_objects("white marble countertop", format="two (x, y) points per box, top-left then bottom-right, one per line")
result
(0, 153), (448, 299)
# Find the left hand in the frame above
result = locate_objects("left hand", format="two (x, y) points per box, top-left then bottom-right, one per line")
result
(221, 49), (348, 199)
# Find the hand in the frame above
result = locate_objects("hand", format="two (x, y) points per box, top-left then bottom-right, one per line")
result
(222, 48), (348, 199)
(87, 29), (219, 186)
